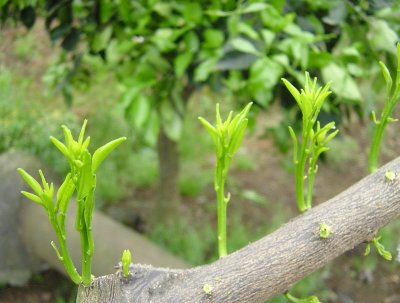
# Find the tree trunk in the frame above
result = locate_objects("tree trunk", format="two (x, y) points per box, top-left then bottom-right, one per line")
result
(77, 156), (400, 303)
(154, 85), (194, 224)
(156, 128), (180, 224)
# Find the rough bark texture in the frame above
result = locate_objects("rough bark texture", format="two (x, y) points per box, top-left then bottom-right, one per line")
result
(77, 156), (400, 303)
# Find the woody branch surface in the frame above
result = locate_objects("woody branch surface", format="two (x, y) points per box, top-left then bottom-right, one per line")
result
(77, 157), (400, 303)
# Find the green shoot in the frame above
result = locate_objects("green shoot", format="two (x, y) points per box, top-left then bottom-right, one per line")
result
(18, 120), (126, 286)
(285, 292), (321, 303)
(121, 249), (132, 278)
(199, 102), (252, 257)
(319, 223), (333, 239)
(385, 169), (396, 181)
(368, 43), (400, 173)
(364, 236), (392, 261)
(282, 72), (338, 212)
(203, 283), (213, 295)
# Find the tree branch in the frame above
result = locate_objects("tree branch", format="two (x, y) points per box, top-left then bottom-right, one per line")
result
(77, 157), (400, 303)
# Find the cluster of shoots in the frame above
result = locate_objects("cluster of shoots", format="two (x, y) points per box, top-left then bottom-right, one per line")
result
(199, 102), (252, 257)
(282, 72), (338, 212)
(368, 43), (400, 173)
(18, 120), (126, 286)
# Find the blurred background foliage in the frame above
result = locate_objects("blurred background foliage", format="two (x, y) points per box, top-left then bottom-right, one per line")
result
(1, 0), (400, 302)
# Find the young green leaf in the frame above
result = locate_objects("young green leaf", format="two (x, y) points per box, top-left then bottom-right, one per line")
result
(17, 168), (43, 196)
(198, 117), (218, 141)
(231, 37), (260, 56)
(373, 237), (392, 261)
(92, 137), (127, 173)
(61, 125), (74, 149)
(78, 119), (88, 146)
(50, 136), (71, 159)
(21, 191), (44, 205)
(379, 61), (393, 95)
(364, 243), (371, 256)
(56, 173), (75, 214)
(281, 78), (301, 105)
(228, 118), (248, 154)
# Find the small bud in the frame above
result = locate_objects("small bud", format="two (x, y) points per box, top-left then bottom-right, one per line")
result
(385, 169), (396, 181)
(121, 249), (132, 278)
(319, 223), (333, 239)
(203, 283), (213, 295)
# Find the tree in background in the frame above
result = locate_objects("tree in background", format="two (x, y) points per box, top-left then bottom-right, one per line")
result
(1, 0), (399, 223)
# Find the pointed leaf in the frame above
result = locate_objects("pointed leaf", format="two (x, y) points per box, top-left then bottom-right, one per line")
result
(61, 125), (74, 149)
(228, 118), (248, 154)
(92, 137), (127, 173)
(56, 173), (75, 213)
(50, 136), (71, 159)
(231, 38), (259, 56)
(288, 126), (298, 163)
(215, 103), (222, 127)
(21, 191), (44, 205)
(17, 168), (42, 196)
(78, 119), (88, 145)
(228, 102), (252, 138)
(242, 2), (268, 13)
(282, 78), (301, 104)
(38, 170), (50, 192)
(364, 243), (371, 256)
(379, 61), (393, 96)
(82, 136), (91, 151)
(198, 117), (218, 142)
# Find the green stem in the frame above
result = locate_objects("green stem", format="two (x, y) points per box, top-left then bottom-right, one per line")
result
(305, 154), (318, 209)
(215, 160), (227, 258)
(368, 88), (400, 173)
(49, 213), (81, 284)
(368, 120), (386, 173)
(295, 124), (311, 213)
(285, 293), (300, 303)
(80, 225), (92, 286)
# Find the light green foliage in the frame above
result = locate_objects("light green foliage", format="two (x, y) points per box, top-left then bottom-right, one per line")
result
(149, 218), (216, 265)
(0, 66), (75, 162)
(199, 102), (252, 257)
(18, 120), (126, 285)
(121, 249), (132, 278)
(368, 43), (400, 173)
(364, 236), (392, 261)
(282, 73), (338, 212)
(319, 223), (333, 239)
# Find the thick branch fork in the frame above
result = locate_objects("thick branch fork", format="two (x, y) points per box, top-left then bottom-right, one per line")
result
(77, 157), (400, 303)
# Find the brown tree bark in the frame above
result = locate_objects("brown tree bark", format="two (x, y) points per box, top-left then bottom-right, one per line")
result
(156, 128), (180, 223)
(155, 85), (194, 224)
(77, 157), (400, 302)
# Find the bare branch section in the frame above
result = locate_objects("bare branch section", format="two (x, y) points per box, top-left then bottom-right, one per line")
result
(77, 157), (400, 303)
